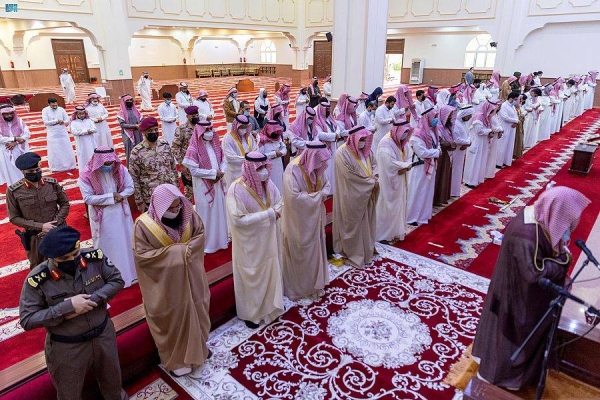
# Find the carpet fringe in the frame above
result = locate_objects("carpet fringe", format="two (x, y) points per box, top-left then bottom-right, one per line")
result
(444, 343), (479, 391)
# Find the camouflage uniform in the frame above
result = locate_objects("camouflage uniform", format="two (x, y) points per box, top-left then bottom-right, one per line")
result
(170, 123), (195, 202)
(128, 139), (179, 207)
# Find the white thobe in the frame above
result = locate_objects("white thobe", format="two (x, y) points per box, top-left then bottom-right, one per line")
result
(157, 102), (178, 145)
(137, 77), (153, 110)
(412, 99), (433, 128)
(585, 81), (596, 110)
(537, 95), (552, 142)
(315, 121), (341, 193)
(193, 99), (215, 121)
(295, 94), (309, 116)
(183, 147), (229, 254)
(550, 94), (563, 134)
(472, 87), (487, 111)
(489, 86), (500, 101)
(60, 73), (76, 104)
(70, 118), (98, 174)
(358, 110), (376, 132)
(523, 98), (540, 148)
(86, 103), (113, 148)
(290, 125), (316, 153)
(463, 121), (491, 186)
(42, 106), (76, 172)
(533, 76), (541, 86)
(222, 132), (258, 189)
(323, 82), (332, 100)
(0, 119), (30, 186)
(450, 118), (471, 197)
(80, 169), (137, 287)
(356, 100), (367, 116)
(406, 130), (440, 225)
(176, 91), (194, 124)
(497, 102), (519, 167)
(392, 105), (407, 122)
(485, 114), (503, 179)
(562, 87), (575, 122)
(576, 84), (587, 117)
(274, 95), (291, 127)
(259, 139), (287, 194)
(374, 105), (394, 150)
(376, 135), (411, 241)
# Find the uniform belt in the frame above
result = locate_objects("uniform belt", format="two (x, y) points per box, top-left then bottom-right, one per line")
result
(50, 316), (108, 344)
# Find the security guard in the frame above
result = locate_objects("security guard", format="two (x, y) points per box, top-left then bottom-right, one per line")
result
(19, 226), (128, 400)
(7, 152), (70, 269)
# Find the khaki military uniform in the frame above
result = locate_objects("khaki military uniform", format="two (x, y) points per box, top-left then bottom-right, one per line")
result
(170, 123), (195, 201)
(19, 249), (127, 400)
(128, 139), (179, 207)
(7, 177), (70, 269)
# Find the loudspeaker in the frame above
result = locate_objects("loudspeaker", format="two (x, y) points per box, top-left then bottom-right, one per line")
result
(326, 32), (332, 42)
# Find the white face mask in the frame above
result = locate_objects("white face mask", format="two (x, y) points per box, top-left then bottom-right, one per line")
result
(358, 141), (366, 149)
(400, 132), (409, 140)
(163, 210), (179, 219)
(91, 101), (99, 106)
(257, 168), (269, 182)
(203, 131), (213, 141)
(238, 128), (247, 135)
(232, 93), (238, 99)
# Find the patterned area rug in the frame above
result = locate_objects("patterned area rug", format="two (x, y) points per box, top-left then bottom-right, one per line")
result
(131, 378), (178, 400)
(168, 244), (489, 399)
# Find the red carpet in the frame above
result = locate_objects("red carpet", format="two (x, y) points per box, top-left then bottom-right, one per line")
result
(394, 109), (600, 279)
(228, 247), (486, 400)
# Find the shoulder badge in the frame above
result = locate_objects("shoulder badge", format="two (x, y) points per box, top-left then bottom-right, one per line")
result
(8, 179), (24, 192)
(82, 248), (104, 261)
(27, 267), (50, 288)
(43, 177), (58, 184)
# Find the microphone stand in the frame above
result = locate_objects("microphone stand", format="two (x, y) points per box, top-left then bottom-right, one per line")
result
(510, 257), (589, 400)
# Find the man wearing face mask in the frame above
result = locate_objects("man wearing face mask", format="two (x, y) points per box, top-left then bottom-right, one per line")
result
(308, 77), (322, 108)
(8, 152), (70, 269)
(450, 105), (473, 197)
(259, 120), (286, 192)
(313, 98), (342, 192)
(289, 106), (317, 153)
(254, 88), (271, 128)
(137, 71), (153, 111)
(496, 92), (520, 168)
(69, 105), (98, 174)
(223, 87), (240, 131)
(238, 101), (261, 136)
(222, 114), (259, 189)
(358, 101), (377, 133)
(80, 147), (137, 287)
(374, 96), (397, 150)
(157, 92), (178, 145)
(295, 86), (310, 116)
(42, 98), (77, 173)
(413, 90), (430, 128)
(0, 105), (31, 185)
(172, 106), (201, 202)
(59, 68), (76, 104)
(226, 152), (284, 329)
(129, 117), (179, 213)
(182, 121), (228, 254)
(176, 82), (193, 124)
(133, 184), (211, 378)
(117, 94), (143, 165)
(86, 93), (113, 147)
(193, 89), (215, 122)
(19, 226), (127, 399)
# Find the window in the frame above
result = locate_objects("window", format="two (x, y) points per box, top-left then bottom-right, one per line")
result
(464, 34), (496, 69)
(260, 40), (276, 64)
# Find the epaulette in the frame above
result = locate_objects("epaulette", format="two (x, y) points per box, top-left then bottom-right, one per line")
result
(8, 179), (24, 191)
(27, 267), (50, 288)
(43, 177), (58, 184)
(82, 248), (104, 261)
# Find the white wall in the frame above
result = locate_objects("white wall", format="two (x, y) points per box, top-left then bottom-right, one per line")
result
(400, 33), (479, 70)
(129, 37), (183, 66)
(193, 39), (240, 64)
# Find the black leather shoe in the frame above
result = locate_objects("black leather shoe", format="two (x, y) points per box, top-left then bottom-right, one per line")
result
(244, 320), (260, 329)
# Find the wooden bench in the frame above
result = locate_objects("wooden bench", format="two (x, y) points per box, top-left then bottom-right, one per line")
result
(196, 69), (212, 78)
(230, 68), (245, 76)
(244, 67), (259, 76)
(211, 69), (222, 77)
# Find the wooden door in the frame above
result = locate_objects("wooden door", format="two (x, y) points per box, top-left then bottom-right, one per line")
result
(313, 41), (332, 79)
(386, 39), (405, 54)
(51, 39), (90, 83)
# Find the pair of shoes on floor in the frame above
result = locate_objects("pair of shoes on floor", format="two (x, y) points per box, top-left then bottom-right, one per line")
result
(465, 184), (477, 189)
(408, 222), (419, 227)
(496, 165), (503, 169)
(244, 320), (260, 329)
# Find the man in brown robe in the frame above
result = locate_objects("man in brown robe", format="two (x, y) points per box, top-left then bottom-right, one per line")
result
(333, 126), (379, 268)
(513, 95), (526, 159)
(133, 184), (211, 377)
(472, 186), (590, 391)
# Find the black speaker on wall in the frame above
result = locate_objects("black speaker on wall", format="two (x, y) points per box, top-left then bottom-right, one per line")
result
(326, 32), (333, 42)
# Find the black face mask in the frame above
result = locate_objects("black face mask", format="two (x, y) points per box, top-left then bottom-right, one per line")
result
(146, 132), (159, 142)
(262, 94), (268, 98)
(325, 111), (330, 118)
(200, 98), (207, 102)
(25, 171), (42, 182)
(301, 91), (307, 95)
(184, 90), (190, 94)
(125, 101), (133, 108)
(3, 115), (14, 122)
(274, 113), (281, 119)
(190, 117), (200, 125)
(270, 133), (281, 139)
(161, 212), (182, 229)
(144, 75), (149, 79)
(57, 255), (81, 276)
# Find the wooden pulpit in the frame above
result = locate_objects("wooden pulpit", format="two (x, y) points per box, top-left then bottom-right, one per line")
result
(568, 143), (597, 175)
(236, 79), (255, 93)
(28, 93), (65, 112)
(158, 84), (179, 100)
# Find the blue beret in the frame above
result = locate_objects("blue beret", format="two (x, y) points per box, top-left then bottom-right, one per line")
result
(39, 226), (81, 258)
(15, 152), (41, 170)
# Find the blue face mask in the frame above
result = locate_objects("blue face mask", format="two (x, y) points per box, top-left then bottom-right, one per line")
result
(431, 118), (439, 127)
(562, 229), (570, 243)
(100, 165), (112, 173)
(307, 119), (313, 125)
(243, 111), (250, 117)
(369, 110), (375, 116)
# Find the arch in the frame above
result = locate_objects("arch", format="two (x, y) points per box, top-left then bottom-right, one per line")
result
(464, 34), (496, 69)
(260, 40), (277, 63)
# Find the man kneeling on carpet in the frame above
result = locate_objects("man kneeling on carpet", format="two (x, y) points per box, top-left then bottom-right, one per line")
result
(19, 226), (128, 399)
(133, 184), (212, 377)
(472, 186), (591, 391)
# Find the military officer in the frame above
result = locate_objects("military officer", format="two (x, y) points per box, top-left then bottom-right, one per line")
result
(7, 152), (70, 268)
(19, 226), (128, 400)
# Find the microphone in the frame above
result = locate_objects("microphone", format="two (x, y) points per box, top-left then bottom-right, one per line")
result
(538, 278), (600, 316)
(575, 239), (599, 267)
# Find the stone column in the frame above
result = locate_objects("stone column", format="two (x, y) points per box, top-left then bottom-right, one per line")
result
(331, 0), (389, 100)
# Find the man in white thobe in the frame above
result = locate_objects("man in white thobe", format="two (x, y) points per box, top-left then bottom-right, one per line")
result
(182, 121), (228, 254)
(0, 105), (30, 186)
(226, 152), (284, 329)
(450, 106), (473, 197)
(157, 92), (178, 145)
(463, 102), (497, 188)
(222, 114), (259, 189)
(59, 68), (76, 104)
(373, 96), (396, 151)
(137, 71), (153, 111)
(323, 76), (332, 101)
(358, 101), (377, 132)
(496, 93), (520, 168)
(412, 90), (433, 128)
(42, 97), (76, 172)
(86, 93), (113, 148)
(562, 79), (576, 123)
(79, 147), (137, 287)
(176, 83), (194, 124)
(193, 90), (214, 122)
(69, 106), (97, 174)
